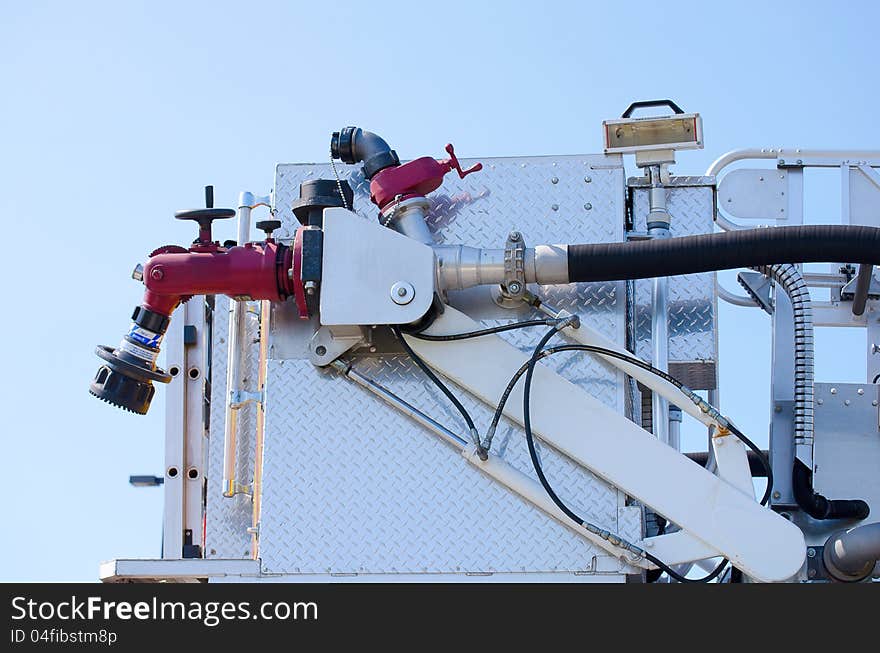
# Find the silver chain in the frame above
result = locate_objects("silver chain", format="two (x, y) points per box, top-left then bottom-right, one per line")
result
(329, 152), (351, 211)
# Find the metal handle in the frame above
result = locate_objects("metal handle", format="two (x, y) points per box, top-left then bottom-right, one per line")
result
(621, 99), (685, 118)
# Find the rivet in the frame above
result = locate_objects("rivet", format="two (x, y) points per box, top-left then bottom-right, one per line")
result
(584, 176), (592, 183)
(830, 388), (837, 394)
(551, 176), (559, 184)
(817, 398), (824, 405)
(845, 399), (851, 406)
(858, 388), (864, 395)
(551, 204), (559, 211)
(584, 203), (592, 211)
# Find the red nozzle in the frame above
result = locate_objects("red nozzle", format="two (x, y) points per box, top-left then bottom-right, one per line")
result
(369, 143), (482, 210)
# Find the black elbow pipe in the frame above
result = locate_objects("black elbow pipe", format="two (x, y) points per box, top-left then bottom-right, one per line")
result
(567, 225), (880, 282)
(793, 459), (869, 521)
(330, 126), (400, 179)
(851, 263), (873, 317)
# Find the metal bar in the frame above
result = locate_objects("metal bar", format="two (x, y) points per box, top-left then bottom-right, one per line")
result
(251, 299), (270, 558)
(851, 264), (873, 317)
(183, 298), (207, 556)
(647, 168), (671, 448)
(222, 194), (256, 498)
(331, 360), (468, 449)
(163, 305), (186, 559)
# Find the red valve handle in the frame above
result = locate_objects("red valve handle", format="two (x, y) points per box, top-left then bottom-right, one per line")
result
(444, 143), (483, 179)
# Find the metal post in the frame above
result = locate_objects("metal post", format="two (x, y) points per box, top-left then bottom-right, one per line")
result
(769, 289), (797, 507)
(222, 200), (252, 498)
(647, 166), (672, 448)
(222, 191), (269, 498)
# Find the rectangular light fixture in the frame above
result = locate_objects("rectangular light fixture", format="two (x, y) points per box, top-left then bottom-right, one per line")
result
(603, 113), (703, 154)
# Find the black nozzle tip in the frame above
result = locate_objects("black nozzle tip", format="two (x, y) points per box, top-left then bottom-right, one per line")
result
(90, 345), (172, 416)
(90, 364), (156, 415)
(331, 126), (357, 164)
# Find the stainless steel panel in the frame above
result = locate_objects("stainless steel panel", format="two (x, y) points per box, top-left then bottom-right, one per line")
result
(630, 176), (718, 389)
(257, 155), (642, 577)
(813, 383), (880, 520)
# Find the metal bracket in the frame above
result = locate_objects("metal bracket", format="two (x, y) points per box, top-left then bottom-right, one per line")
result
(501, 230), (526, 299)
(309, 325), (367, 366)
(840, 272), (880, 300)
(230, 389), (263, 409)
(737, 271), (774, 315)
(806, 545), (829, 582)
(239, 191), (273, 211)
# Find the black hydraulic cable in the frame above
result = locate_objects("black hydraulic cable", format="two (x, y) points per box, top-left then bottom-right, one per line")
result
(391, 325), (482, 454)
(567, 225), (880, 282)
(493, 343), (772, 505)
(408, 318), (563, 341)
(520, 328), (730, 582)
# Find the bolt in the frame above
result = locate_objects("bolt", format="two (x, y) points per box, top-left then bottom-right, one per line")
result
(304, 280), (317, 295)
(315, 345), (327, 356)
(150, 267), (164, 281)
(508, 231), (521, 242)
(774, 405), (782, 413)
(873, 400), (878, 406)
(397, 287), (407, 297)
(551, 176), (559, 184)
(807, 548), (816, 558)
(858, 388), (865, 395)
(507, 281), (522, 294)
(369, 346), (376, 353)
(131, 264), (144, 282)
(773, 491), (781, 500)
(779, 159), (785, 165)
(845, 399), (851, 406)
(817, 398), (824, 405)
(584, 203), (592, 211)
(797, 159), (803, 165)
(830, 387), (837, 394)
(808, 569), (817, 578)
(872, 344), (879, 354)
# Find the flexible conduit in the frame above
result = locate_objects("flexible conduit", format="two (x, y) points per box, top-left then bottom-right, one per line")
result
(752, 263), (814, 446)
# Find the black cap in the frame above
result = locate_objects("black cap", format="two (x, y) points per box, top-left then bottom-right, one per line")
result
(292, 179), (354, 226)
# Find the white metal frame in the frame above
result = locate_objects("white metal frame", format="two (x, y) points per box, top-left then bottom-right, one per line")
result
(162, 295), (208, 559)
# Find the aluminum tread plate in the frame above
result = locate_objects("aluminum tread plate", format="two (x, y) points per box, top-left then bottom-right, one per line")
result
(631, 180), (718, 386)
(255, 155), (640, 576)
(205, 296), (261, 559)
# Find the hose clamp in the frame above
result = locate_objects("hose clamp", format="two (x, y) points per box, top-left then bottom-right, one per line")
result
(502, 230), (527, 299)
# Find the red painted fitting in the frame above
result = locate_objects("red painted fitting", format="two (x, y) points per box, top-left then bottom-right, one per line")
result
(369, 144), (482, 210)
(141, 242), (294, 316)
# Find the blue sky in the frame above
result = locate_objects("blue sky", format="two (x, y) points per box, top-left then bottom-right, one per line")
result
(1, 0), (876, 581)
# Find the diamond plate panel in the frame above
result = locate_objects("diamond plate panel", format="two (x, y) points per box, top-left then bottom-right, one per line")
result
(630, 178), (718, 386)
(205, 295), (261, 559)
(256, 154), (641, 576)
(261, 359), (635, 575)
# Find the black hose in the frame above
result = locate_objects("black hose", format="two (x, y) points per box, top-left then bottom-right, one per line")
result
(391, 325), (482, 455)
(567, 225), (880, 282)
(408, 318), (562, 341)
(792, 459), (869, 520)
(851, 263), (874, 317)
(520, 328), (730, 583)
